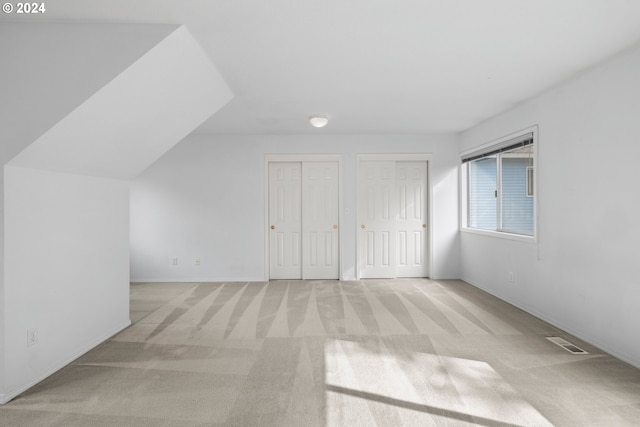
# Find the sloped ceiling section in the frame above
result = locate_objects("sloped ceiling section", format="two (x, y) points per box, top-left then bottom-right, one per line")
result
(8, 25), (234, 179)
(0, 22), (179, 163)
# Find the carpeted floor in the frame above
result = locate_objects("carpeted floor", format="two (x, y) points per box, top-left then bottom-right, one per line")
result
(2, 279), (640, 426)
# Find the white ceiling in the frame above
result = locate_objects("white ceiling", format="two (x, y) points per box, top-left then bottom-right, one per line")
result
(4, 0), (640, 135)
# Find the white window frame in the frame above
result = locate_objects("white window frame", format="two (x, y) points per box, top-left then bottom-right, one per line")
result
(460, 126), (538, 243)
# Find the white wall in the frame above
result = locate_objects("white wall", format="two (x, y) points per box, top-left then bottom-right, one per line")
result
(459, 42), (640, 367)
(131, 134), (460, 281)
(0, 23), (234, 403)
(0, 23), (177, 397)
(3, 166), (130, 399)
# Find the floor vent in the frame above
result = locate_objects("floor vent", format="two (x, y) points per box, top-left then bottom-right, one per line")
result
(546, 336), (589, 354)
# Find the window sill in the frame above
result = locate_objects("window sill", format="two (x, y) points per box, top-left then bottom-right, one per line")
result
(461, 227), (536, 243)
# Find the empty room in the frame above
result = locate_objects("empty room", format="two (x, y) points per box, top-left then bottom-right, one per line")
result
(1, 1), (640, 425)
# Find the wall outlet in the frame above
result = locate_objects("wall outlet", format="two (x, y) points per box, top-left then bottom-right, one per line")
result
(508, 272), (515, 283)
(27, 328), (38, 347)
(195, 258), (201, 266)
(172, 257), (178, 266)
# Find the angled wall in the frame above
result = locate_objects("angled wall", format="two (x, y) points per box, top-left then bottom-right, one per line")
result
(1, 24), (233, 403)
(8, 26), (233, 178)
(0, 22), (179, 401)
(4, 166), (130, 400)
(0, 22), (180, 164)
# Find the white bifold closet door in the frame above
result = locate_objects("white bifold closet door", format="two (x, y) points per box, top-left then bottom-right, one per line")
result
(269, 162), (302, 280)
(358, 160), (428, 278)
(357, 161), (396, 278)
(395, 161), (428, 277)
(269, 161), (339, 280)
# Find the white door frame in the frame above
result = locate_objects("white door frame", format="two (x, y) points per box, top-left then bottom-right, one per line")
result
(264, 154), (343, 281)
(356, 153), (433, 280)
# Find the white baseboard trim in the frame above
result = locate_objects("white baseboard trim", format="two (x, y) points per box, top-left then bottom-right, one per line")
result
(131, 276), (458, 283)
(0, 320), (131, 405)
(461, 277), (640, 370)
(429, 274), (461, 280)
(130, 277), (263, 283)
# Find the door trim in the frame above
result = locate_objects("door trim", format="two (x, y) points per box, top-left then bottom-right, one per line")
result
(264, 154), (343, 281)
(356, 154), (433, 279)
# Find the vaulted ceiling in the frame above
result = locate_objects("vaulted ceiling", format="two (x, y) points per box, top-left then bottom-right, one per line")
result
(3, 0), (640, 135)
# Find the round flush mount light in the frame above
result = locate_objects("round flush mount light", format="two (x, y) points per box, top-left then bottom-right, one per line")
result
(309, 114), (329, 128)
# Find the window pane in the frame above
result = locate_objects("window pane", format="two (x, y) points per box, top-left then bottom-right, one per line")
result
(468, 157), (496, 230)
(501, 156), (534, 234)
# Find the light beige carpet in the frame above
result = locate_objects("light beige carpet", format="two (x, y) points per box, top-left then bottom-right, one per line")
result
(2, 279), (640, 426)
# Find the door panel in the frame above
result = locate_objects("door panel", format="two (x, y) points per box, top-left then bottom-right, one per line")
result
(357, 159), (429, 279)
(269, 162), (302, 279)
(302, 162), (339, 279)
(396, 161), (428, 277)
(358, 161), (396, 278)
(269, 160), (339, 280)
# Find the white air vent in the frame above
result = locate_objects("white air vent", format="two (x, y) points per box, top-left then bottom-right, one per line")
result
(546, 336), (589, 354)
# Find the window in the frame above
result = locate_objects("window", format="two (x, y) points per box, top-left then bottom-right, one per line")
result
(462, 131), (535, 237)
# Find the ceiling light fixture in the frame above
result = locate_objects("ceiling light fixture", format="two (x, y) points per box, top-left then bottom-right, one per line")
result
(309, 114), (329, 128)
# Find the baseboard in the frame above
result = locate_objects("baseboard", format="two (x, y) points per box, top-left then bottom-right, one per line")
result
(131, 276), (455, 283)
(429, 274), (461, 280)
(461, 277), (640, 370)
(130, 277), (263, 283)
(0, 320), (131, 405)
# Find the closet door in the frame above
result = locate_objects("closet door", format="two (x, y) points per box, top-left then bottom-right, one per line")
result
(357, 161), (397, 278)
(396, 161), (428, 277)
(357, 159), (429, 278)
(269, 162), (302, 279)
(269, 160), (340, 280)
(302, 162), (339, 279)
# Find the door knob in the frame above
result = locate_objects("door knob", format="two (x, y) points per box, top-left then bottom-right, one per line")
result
(333, 224), (338, 229)
(422, 224), (426, 228)
(271, 225), (275, 230)
(361, 224), (365, 229)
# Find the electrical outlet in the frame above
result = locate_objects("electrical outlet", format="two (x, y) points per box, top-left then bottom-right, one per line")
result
(27, 329), (38, 347)
(195, 258), (201, 266)
(172, 257), (178, 266)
